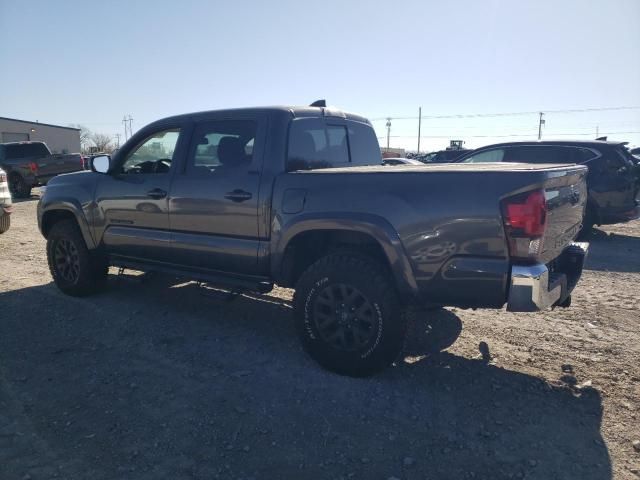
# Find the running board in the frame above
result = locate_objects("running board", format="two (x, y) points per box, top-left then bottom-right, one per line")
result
(109, 257), (273, 294)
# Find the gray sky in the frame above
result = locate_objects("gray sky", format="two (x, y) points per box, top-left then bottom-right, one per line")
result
(1, 0), (639, 151)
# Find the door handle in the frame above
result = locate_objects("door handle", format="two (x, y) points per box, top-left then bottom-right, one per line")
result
(224, 189), (253, 202)
(146, 188), (167, 199)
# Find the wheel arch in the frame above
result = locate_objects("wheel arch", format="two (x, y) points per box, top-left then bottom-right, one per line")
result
(272, 213), (418, 296)
(40, 202), (96, 249)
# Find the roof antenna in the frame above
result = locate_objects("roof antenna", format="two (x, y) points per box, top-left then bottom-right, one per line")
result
(310, 99), (326, 107)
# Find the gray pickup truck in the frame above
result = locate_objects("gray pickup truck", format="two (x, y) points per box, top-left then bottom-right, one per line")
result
(37, 104), (589, 376)
(0, 141), (84, 198)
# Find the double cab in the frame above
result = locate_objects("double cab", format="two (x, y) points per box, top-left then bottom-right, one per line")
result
(38, 104), (589, 376)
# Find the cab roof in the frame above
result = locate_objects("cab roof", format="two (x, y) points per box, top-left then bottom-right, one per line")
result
(151, 105), (371, 126)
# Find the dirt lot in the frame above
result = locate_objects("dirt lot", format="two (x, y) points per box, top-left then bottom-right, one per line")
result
(1, 193), (638, 480)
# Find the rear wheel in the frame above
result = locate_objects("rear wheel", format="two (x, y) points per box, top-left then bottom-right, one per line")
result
(8, 173), (31, 199)
(0, 213), (10, 234)
(293, 253), (406, 377)
(46, 219), (108, 296)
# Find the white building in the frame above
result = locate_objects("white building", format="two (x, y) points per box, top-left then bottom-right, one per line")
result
(0, 117), (81, 154)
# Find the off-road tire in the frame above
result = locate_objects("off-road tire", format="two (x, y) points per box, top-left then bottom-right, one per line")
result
(293, 253), (406, 377)
(46, 219), (108, 296)
(0, 213), (9, 234)
(8, 173), (31, 199)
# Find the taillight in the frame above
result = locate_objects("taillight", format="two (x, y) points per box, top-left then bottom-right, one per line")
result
(29, 162), (38, 173)
(501, 189), (547, 260)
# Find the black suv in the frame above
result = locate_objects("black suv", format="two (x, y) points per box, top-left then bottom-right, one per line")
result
(455, 140), (639, 236)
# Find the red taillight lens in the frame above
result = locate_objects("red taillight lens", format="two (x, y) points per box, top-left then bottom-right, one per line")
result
(504, 190), (546, 236)
(28, 162), (38, 173)
(501, 189), (547, 260)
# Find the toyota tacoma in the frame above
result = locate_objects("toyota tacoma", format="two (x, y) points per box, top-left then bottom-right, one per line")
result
(38, 103), (589, 376)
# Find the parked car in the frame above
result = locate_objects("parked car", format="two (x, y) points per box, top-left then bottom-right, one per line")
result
(420, 149), (471, 163)
(0, 141), (84, 198)
(382, 157), (424, 166)
(455, 140), (640, 237)
(38, 104), (589, 376)
(0, 167), (12, 233)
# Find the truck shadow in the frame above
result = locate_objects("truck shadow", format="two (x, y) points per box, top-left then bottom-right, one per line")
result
(0, 277), (611, 480)
(583, 227), (640, 273)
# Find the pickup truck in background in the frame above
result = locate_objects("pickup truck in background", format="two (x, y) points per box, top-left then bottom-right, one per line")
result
(38, 103), (590, 376)
(0, 141), (84, 198)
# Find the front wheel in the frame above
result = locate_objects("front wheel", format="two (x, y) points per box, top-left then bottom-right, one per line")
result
(46, 219), (108, 296)
(293, 253), (406, 377)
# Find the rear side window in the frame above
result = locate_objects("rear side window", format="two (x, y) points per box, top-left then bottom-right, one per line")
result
(5, 142), (49, 159)
(287, 118), (380, 170)
(187, 120), (256, 174)
(504, 146), (574, 164)
(461, 149), (505, 163)
(347, 121), (381, 166)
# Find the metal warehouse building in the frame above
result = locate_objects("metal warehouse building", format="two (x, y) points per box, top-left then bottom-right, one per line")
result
(0, 117), (81, 154)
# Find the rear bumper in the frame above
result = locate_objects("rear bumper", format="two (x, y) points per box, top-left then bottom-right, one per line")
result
(507, 242), (589, 312)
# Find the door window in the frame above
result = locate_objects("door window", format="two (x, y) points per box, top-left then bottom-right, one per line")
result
(120, 129), (181, 174)
(187, 121), (257, 175)
(461, 149), (505, 163)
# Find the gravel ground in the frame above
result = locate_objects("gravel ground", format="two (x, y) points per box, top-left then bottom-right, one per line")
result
(0, 192), (638, 480)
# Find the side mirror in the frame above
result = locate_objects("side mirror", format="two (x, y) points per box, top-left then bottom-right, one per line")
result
(91, 155), (111, 174)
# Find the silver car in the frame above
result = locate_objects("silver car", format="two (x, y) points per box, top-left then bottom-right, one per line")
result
(0, 167), (12, 233)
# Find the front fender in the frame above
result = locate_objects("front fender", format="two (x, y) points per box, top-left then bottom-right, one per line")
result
(38, 197), (97, 249)
(271, 212), (418, 296)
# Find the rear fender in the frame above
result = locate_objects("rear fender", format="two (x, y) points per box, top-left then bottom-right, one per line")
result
(272, 212), (418, 296)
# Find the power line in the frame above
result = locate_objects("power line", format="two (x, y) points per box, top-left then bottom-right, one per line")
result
(370, 106), (640, 121)
(377, 130), (640, 140)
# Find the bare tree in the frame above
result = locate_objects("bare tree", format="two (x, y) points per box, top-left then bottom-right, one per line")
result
(90, 133), (113, 152)
(68, 124), (92, 152)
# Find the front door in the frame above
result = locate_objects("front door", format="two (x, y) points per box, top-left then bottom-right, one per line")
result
(168, 117), (266, 275)
(94, 127), (184, 262)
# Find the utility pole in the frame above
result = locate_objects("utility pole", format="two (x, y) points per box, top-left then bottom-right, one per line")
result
(122, 115), (134, 140)
(385, 118), (392, 149)
(114, 133), (121, 148)
(417, 107), (422, 154)
(538, 112), (545, 140)
(596, 125), (599, 139)
(122, 116), (129, 141)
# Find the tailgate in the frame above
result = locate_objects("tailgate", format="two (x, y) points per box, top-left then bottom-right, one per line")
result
(539, 167), (588, 263)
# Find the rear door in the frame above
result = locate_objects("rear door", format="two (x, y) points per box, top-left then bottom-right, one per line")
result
(168, 115), (267, 275)
(589, 146), (639, 211)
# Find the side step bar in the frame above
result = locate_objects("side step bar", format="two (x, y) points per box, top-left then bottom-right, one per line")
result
(109, 257), (273, 294)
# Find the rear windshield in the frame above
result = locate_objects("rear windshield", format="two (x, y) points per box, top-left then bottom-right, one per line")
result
(4, 143), (49, 159)
(287, 118), (381, 171)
